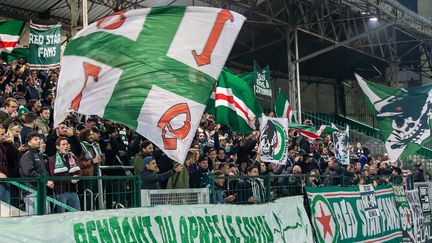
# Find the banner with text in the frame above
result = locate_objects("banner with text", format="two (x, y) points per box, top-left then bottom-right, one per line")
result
(29, 22), (61, 69)
(0, 196), (312, 243)
(414, 182), (432, 243)
(393, 185), (415, 242)
(306, 185), (403, 243)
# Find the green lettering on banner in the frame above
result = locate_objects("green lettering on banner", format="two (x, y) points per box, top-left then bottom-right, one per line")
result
(179, 216), (190, 243)
(122, 217), (138, 243)
(109, 217), (126, 243)
(132, 217), (149, 243)
(242, 217), (256, 243)
(154, 216), (168, 243)
(197, 216), (210, 242)
(211, 215), (226, 243)
(86, 220), (99, 243)
(236, 216), (249, 243)
(260, 216), (274, 243)
(163, 216), (177, 243)
(96, 219), (113, 243)
(74, 223), (88, 243)
(142, 216), (157, 243)
(306, 185), (403, 243)
(188, 216), (199, 241)
(248, 217), (261, 243)
(204, 215), (218, 242)
(226, 215), (240, 243)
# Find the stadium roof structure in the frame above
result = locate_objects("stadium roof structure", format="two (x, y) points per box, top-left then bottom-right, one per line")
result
(0, 0), (431, 85)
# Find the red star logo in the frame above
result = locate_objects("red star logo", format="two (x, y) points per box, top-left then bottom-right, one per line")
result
(316, 203), (333, 239)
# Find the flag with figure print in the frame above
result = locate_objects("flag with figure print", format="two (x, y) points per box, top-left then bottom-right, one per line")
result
(207, 68), (263, 134)
(355, 73), (432, 161)
(333, 126), (349, 165)
(0, 20), (25, 53)
(54, 7), (245, 164)
(274, 90), (296, 123)
(259, 116), (289, 164)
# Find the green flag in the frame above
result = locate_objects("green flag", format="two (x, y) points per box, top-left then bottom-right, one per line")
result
(274, 90), (295, 123)
(208, 68), (263, 134)
(317, 123), (339, 136)
(355, 73), (432, 161)
(29, 22), (62, 69)
(54, 7), (245, 163)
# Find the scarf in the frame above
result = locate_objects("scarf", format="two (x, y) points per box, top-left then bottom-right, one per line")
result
(81, 141), (102, 160)
(54, 151), (80, 174)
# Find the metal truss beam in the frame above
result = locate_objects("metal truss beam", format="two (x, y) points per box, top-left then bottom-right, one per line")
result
(0, 3), (70, 25)
(87, 0), (146, 11)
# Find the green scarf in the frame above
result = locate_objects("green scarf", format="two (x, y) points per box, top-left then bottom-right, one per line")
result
(54, 151), (80, 174)
(81, 141), (102, 160)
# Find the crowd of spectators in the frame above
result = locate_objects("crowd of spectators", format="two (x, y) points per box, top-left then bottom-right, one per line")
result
(0, 59), (427, 214)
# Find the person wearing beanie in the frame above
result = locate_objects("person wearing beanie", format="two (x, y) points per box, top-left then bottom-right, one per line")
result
(141, 156), (183, 189)
(189, 155), (210, 188)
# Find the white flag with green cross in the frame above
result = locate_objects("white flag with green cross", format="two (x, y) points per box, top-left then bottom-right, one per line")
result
(54, 7), (245, 163)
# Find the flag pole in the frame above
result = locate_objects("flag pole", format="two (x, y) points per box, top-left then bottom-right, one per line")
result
(295, 28), (302, 123)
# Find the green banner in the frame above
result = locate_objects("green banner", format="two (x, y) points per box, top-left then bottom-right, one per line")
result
(29, 22), (61, 69)
(0, 196), (312, 243)
(253, 61), (272, 98)
(306, 185), (403, 243)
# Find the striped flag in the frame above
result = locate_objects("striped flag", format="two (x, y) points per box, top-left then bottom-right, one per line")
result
(274, 90), (295, 123)
(207, 68), (263, 134)
(0, 20), (25, 53)
(317, 123), (339, 136)
(54, 7), (245, 163)
(288, 123), (320, 140)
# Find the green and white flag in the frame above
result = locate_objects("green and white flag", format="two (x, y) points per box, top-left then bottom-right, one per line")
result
(317, 123), (339, 136)
(288, 123), (320, 140)
(54, 7), (245, 163)
(0, 20), (25, 53)
(207, 68), (263, 134)
(29, 22), (62, 69)
(274, 90), (295, 123)
(355, 73), (432, 161)
(259, 116), (289, 164)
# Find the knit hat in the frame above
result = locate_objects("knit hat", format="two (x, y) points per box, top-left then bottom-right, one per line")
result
(143, 156), (154, 165)
(17, 106), (29, 117)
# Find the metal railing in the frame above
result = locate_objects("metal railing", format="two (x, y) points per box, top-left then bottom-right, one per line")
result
(208, 173), (414, 205)
(0, 175), (141, 217)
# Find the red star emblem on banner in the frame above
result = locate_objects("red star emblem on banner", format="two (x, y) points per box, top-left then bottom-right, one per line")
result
(316, 203), (333, 239)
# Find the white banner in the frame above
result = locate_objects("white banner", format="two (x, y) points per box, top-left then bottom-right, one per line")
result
(259, 116), (289, 164)
(0, 196), (312, 243)
(333, 126), (350, 165)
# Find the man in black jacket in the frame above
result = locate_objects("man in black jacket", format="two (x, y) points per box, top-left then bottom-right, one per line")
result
(19, 133), (54, 215)
(141, 156), (182, 189)
(189, 156), (209, 188)
(45, 122), (82, 157)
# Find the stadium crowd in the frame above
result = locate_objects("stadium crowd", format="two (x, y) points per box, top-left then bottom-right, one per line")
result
(0, 59), (426, 214)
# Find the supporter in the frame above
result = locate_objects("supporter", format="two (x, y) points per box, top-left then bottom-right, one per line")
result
(20, 111), (38, 143)
(309, 169), (321, 187)
(27, 99), (42, 114)
(47, 137), (81, 213)
(207, 148), (217, 171)
(77, 128), (102, 210)
(0, 98), (18, 128)
(323, 156), (343, 186)
(212, 171), (236, 204)
(133, 140), (154, 175)
(45, 122), (81, 157)
(0, 125), (18, 204)
(141, 156), (183, 189)
(236, 166), (265, 204)
(190, 156), (210, 188)
(166, 152), (194, 189)
(413, 162), (426, 182)
(391, 166), (403, 184)
(35, 106), (51, 138)
(216, 148), (227, 163)
(19, 133), (53, 214)
(25, 76), (41, 100)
